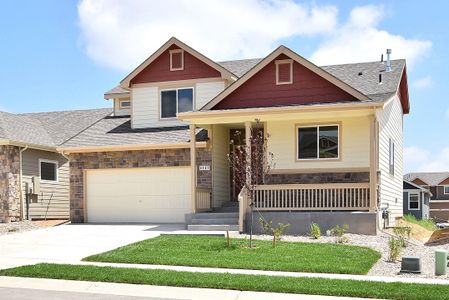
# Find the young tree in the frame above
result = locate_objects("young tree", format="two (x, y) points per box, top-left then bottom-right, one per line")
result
(228, 119), (275, 247)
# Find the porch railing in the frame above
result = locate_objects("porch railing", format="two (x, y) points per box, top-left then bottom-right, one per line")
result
(238, 183), (370, 231)
(196, 187), (212, 212)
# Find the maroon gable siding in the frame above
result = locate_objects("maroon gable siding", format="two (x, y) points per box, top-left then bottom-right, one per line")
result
(212, 54), (358, 110)
(131, 45), (221, 84)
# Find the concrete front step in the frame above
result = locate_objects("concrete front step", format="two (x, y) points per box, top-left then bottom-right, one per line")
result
(212, 207), (239, 212)
(191, 218), (239, 225)
(192, 212), (238, 219)
(187, 224), (240, 231)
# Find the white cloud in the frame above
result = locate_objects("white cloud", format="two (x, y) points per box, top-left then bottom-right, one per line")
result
(77, 0), (338, 71)
(310, 5), (432, 66)
(413, 76), (434, 89)
(404, 146), (449, 173)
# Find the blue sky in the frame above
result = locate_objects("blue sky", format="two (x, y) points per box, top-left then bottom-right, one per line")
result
(0, 0), (448, 172)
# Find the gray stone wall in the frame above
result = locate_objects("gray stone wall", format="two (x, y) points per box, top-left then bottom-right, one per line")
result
(247, 211), (377, 235)
(267, 172), (369, 184)
(0, 145), (21, 222)
(69, 148), (212, 223)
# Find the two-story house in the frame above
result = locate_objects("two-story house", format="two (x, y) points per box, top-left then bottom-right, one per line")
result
(0, 37), (410, 235)
(53, 37), (410, 235)
(404, 172), (449, 221)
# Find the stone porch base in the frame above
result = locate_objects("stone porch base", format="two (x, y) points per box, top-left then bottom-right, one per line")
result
(246, 211), (378, 235)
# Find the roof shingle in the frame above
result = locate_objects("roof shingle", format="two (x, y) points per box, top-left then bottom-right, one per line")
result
(0, 108), (112, 148)
(60, 116), (207, 149)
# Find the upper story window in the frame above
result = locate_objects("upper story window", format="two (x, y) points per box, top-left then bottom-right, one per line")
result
(297, 124), (339, 160)
(160, 87), (193, 119)
(39, 159), (58, 182)
(444, 185), (449, 194)
(275, 59), (293, 85)
(389, 138), (395, 175)
(408, 193), (419, 210)
(119, 100), (131, 109)
(170, 49), (184, 71)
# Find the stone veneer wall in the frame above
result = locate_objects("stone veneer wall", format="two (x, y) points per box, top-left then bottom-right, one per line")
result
(0, 145), (21, 222)
(69, 148), (212, 223)
(267, 172), (370, 184)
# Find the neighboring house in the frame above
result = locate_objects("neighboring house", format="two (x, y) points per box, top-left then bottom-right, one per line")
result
(404, 172), (449, 221)
(403, 180), (431, 220)
(0, 109), (112, 222)
(56, 37), (410, 235)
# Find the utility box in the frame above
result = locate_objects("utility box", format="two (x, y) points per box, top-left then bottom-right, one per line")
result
(400, 256), (421, 273)
(435, 249), (448, 276)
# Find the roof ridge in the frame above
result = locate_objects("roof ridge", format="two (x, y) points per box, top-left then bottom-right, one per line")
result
(19, 107), (111, 116)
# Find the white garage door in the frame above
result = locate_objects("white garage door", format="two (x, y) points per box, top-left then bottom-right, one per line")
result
(86, 167), (191, 223)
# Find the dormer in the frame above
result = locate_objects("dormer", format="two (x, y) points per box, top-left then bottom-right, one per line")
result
(104, 37), (236, 129)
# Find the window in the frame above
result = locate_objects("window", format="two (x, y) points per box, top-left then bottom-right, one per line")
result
(169, 49), (184, 71)
(275, 59), (293, 85)
(444, 186), (449, 194)
(408, 193), (419, 210)
(297, 125), (339, 160)
(160, 87), (193, 119)
(39, 160), (58, 182)
(119, 100), (131, 109)
(389, 138), (395, 175)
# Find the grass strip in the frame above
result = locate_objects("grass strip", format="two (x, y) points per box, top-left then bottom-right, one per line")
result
(1, 263), (448, 300)
(84, 234), (381, 275)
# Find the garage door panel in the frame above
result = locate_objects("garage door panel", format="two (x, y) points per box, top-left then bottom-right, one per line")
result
(86, 167), (191, 223)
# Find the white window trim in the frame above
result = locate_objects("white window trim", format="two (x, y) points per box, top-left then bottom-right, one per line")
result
(118, 100), (131, 109)
(159, 87), (194, 120)
(169, 49), (184, 71)
(443, 185), (449, 195)
(275, 59), (293, 85)
(39, 159), (58, 183)
(408, 192), (420, 211)
(296, 124), (340, 161)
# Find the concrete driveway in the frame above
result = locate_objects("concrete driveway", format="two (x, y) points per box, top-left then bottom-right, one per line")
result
(0, 223), (187, 269)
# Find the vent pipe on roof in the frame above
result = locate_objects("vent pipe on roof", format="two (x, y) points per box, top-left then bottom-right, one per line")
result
(386, 49), (392, 72)
(381, 54), (384, 63)
(379, 73), (383, 84)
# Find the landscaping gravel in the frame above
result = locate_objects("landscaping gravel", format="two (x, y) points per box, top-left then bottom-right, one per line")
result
(0, 220), (42, 235)
(233, 231), (449, 279)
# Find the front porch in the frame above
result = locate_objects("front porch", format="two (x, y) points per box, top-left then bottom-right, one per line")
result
(186, 107), (378, 234)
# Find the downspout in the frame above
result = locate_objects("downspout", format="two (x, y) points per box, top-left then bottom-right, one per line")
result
(19, 145), (29, 221)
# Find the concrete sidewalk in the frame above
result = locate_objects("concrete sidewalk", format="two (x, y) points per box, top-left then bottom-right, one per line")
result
(0, 276), (380, 300)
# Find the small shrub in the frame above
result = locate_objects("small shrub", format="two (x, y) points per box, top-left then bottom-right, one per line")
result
(310, 223), (321, 239)
(388, 237), (402, 262)
(393, 226), (411, 248)
(259, 218), (272, 235)
(271, 223), (290, 248)
(7, 227), (19, 233)
(330, 224), (349, 243)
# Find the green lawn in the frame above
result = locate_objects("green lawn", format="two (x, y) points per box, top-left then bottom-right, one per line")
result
(83, 234), (380, 275)
(2, 263), (449, 300)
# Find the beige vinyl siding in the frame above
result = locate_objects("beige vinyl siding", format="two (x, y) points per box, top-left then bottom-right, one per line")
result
(114, 98), (131, 116)
(376, 96), (404, 224)
(212, 125), (230, 207)
(267, 117), (370, 170)
(131, 86), (185, 129)
(195, 81), (225, 109)
(131, 80), (225, 129)
(21, 149), (69, 219)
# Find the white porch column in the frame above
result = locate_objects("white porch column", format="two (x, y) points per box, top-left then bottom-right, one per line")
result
(245, 121), (252, 187)
(190, 124), (197, 213)
(369, 115), (378, 212)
